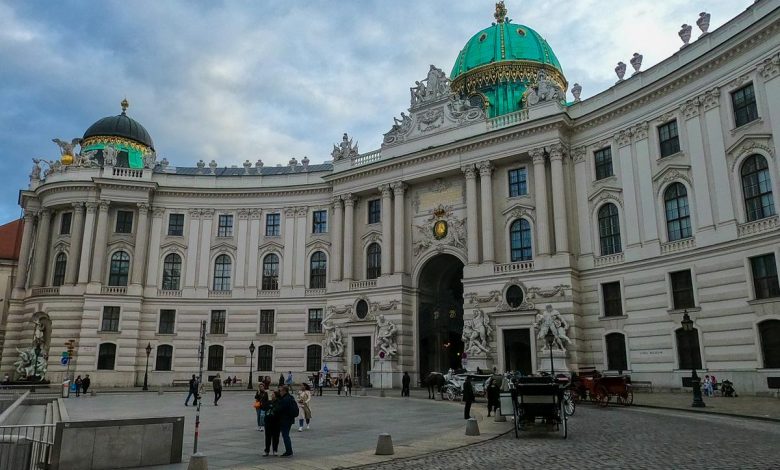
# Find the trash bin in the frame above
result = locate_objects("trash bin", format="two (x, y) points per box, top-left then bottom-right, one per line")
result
(62, 380), (70, 398)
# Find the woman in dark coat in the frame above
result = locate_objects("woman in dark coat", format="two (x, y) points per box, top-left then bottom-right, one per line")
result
(278, 373), (285, 387)
(486, 375), (501, 417)
(463, 376), (475, 420)
(263, 391), (281, 456)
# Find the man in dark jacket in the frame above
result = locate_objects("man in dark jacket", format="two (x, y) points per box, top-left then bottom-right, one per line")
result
(463, 376), (475, 420)
(81, 375), (91, 395)
(212, 374), (223, 406)
(277, 385), (298, 457)
(402, 372), (411, 397)
(185, 374), (199, 406)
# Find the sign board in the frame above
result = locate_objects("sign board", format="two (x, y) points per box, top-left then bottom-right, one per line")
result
(323, 364), (329, 374)
(60, 357), (69, 365)
(352, 355), (361, 365)
(378, 350), (386, 360)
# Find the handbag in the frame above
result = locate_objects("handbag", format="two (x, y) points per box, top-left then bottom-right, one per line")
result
(253, 400), (261, 409)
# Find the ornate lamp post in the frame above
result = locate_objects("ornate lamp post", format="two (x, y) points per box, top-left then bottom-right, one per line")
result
(143, 342), (152, 391)
(681, 311), (705, 408)
(545, 329), (556, 376)
(247, 341), (256, 390)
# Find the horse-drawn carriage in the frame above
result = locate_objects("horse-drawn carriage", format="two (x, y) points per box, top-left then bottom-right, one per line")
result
(441, 373), (491, 401)
(501, 376), (568, 439)
(572, 372), (633, 407)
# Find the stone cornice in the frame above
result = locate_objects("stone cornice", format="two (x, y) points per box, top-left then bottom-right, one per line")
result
(154, 184), (333, 199)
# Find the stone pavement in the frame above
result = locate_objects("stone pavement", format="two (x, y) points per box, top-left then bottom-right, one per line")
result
(632, 391), (780, 421)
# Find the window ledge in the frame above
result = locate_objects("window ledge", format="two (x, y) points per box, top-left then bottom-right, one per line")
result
(155, 333), (177, 337)
(667, 307), (701, 315)
(264, 235), (281, 239)
(506, 194), (530, 201)
(599, 315), (628, 321)
(97, 330), (120, 334)
(748, 297), (780, 306)
(165, 234), (185, 238)
(305, 332), (324, 336)
(657, 150), (686, 161)
(207, 333), (228, 337)
(730, 117), (763, 135)
(256, 332), (276, 336)
(215, 235), (234, 239)
(593, 175), (617, 185)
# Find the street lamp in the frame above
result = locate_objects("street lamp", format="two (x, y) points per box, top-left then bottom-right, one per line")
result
(681, 311), (705, 408)
(545, 329), (556, 376)
(33, 343), (42, 382)
(247, 341), (256, 390)
(143, 342), (152, 391)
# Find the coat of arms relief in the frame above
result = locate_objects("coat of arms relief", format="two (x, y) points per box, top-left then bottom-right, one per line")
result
(413, 204), (466, 256)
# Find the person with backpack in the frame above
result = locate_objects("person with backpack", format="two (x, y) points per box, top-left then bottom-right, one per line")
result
(263, 390), (281, 457)
(277, 385), (298, 457)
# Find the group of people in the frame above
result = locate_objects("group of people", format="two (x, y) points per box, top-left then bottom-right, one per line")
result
(253, 382), (312, 457)
(311, 372), (354, 396)
(73, 374), (91, 397)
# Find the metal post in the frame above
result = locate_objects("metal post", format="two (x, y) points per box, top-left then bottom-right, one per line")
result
(247, 342), (255, 390)
(549, 345), (554, 376)
(193, 320), (206, 454)
(143, 343), (151, 391)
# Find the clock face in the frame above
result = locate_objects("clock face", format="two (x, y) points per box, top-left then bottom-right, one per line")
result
(433, 220), (448, 239)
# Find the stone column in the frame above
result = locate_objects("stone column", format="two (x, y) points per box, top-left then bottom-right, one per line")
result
(64, 203), (85, 285)
(14, 210), (36, 289)
(184, 209), (201, 288)
(78, 203), (97, 284)
(531, 148), (550, 255)
(90, 201), (110, 283)
(342, 194), (356, 281)
(294, 207), (307, 287)
(197, 210), (214, 288)
(462, 165), (480, 264)
(478, 161), (495, 262)
(145, 207), (165, 288)
(331, 197), (343, 281)
(379, 185), (393, 274)
(30, 209), (52, 287)
(282, 208), (295, 287)
(247, 209), (262, 287)
(391, 182), (407, 273)
(235, 209), (249, 287)
(131, 202), (150, 285)
(548, 144), (569, 253)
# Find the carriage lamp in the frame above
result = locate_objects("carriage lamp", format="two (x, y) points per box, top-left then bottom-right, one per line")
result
(545, 329), (556, 376)
(143, 342), (152, 391)
(681, 311), (705, 408)
(248, 341), (256, 390)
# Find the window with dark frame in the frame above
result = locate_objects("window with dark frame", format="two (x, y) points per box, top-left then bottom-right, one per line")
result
(664, 183), (692, 241)
(52, 253), (67, 286)
(257, 345), (273, 371)
(155, 345), (173, 371)
(307, 308), (323, 333)
(207, 345), (223, 371)
(368, 199), (381, 224)
(670, 270), (695, 310)
(367, 243), (381, 279)
(741, 154), (776, 222)
(210, 310), (226, 334)
(750, 253), (780, 300)
(115, 210), (134, 233)
(602, 282), (623, 317)
(658, 120), (681, 157)
(101, 306), (120, 332)
(594, 147), (613, 180)
(213, 254), (231, 291)
(217, 214), (233, 237)
(731, 83), (758, 128)
(265, 213), (280, 236)
(509, 219), (532, 261)
(508, 168), (528, 197)
(261, 254), (280, 290)
(158, 309), (176, 334)
(598, 204), (622, 255)
(605, 333), (628, 371)
(676, 328), (702, 370)
(309, 251), (327, 288)
(758, 320), (780, 369)
(306, 344), (322, 372)
(108, 251), (130, 286)
(259, 309), (275, 334)
(312, 210), (327, 233)
(168, 213), (185, 236)
(97, 343), (117, 370)
(60, 212), (72, 235)
(162, 253), (182, 290)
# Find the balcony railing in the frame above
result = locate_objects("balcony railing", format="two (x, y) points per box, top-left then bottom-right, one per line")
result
(31, 287), (59, 296)
(305, 288), (326, 297)
(486, 108), (529, 130)
(157, 289), (182, 297)
(111, 167), (144, 178)
(208, 290), (232, 298)
(351, 149), (382, 167)
(101, 286), (127, 295)
(660, 237), (696, 255)
(737, 215), (779, 237)
(594, 252), (625, 267)
(350, 279), (377, 290)
(257, 290), (280, 297)
(493, 261), (534, 274)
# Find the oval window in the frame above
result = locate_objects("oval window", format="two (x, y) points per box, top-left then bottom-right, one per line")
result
(479, 33), (488, 42)
(356, 299), (369, 319)
(517, 28), (526, 36)
(506, 285), (524, 308)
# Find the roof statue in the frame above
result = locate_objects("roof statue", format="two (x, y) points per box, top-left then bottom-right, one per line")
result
(494, 1), (507, 24)
(331, 133), (359, 161)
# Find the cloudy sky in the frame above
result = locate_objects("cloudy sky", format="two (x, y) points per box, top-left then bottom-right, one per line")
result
(0, 0), (754, 224)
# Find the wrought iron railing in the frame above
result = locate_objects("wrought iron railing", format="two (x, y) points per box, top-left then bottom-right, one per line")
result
(0, 424), (56, 470)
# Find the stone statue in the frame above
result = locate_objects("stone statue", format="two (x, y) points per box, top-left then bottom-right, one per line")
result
(462, 308), (492, 355)
(142, 151), (157, 169)
(52, 138), (82, 156)
(679, 24), (692, 47)
(103, 145), (118, 166)
(331, 133), (359, 161)
(426, 64), (446, 97)
(14, 348), (47, 379)
(526, 71), (565, 106)
(411, 80), (427, 106)
(630, 53), (643, 74)
(30, 159), (42, 180)
(615, 61), (627, 81)
(571, 83), (582, 102)
(32, 318), (46, 348)
(374, 314), (398, 357)
(696, 12), (710, 35)
(533, 304), (571, 351)
(322, 312), (345, 358)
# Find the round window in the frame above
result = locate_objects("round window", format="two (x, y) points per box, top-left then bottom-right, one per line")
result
(506, 285), (524, 309)
(356, 299), (369, 319)
(479, 33), (488, 42)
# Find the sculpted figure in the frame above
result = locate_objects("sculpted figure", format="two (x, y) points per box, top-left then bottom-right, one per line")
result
(103, 145), (118, 166)
(331, 133), (359, 161)
(321, 312), (345, 358)
(615, 61), (627, 81)
(533, 304), (571, 351)
(375, 314), (398, 357)
(142, 151), (157, 169)
(30, 159), (42, 179)
(52, 138), (82, 156)
(462, 308), (492, 355)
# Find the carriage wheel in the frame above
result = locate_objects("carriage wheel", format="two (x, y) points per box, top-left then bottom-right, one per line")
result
(563, 390), (576, 416)
(445, 388), (456, 401)
(513, 404), (521, 438)
(559, 401), (568, 439)
(596, 385), (610, 407)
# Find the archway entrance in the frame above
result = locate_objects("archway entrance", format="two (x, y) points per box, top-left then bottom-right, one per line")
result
(417, 254), (464, 380)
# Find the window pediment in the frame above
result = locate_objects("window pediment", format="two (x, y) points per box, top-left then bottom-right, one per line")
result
(210, 241), (237, 253)
(160, 240), (188, 252)
(361, 229), (382, 244)
(258, 240), (284, 252)
(587, 186), (622, 205)
(652, 165), (692, 189)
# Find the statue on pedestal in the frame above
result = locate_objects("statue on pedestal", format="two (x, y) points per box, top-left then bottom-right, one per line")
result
(322, 312), (345, 358)
(375, 314), (398, 357)
(462, 308), (492, 355)
(533, 304), (571, 351)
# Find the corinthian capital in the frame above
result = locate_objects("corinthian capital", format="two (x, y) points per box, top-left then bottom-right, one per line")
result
(614, 129), (632, 147)
(461, 164), (477, 180)
(548, 143), (566, 162)
(379, 184), (392, 198)
(571, 146), (586, 164)
(98, 200), (110, 212)
(71, 202), (85, 213)
(477, 160), (493, 176)
(529, 147), (545, 164)
(342, 193), (356, 207)
(679, 97), (701, 120)
(391, 181), (407, 196)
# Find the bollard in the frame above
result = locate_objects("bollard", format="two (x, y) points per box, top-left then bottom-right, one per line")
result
(465, 417), (480, 436)
(187, 452), (208, 470)
(361, 388), (367, 396)
(375, 433), (394, 455)
(494, 410), (507, 422)
(90, 390), (97, 397)
(379, 389), (386, 398)
(158, 388), (165, 396)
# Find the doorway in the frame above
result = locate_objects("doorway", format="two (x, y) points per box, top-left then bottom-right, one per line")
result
(352, 336), (372, 387)
(503, 329), (533, 375)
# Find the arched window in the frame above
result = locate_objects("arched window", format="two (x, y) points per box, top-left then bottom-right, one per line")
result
(741, 154), (775, 221)
(675, 328), (702, 370)
(213, 255), (231, 291)
(97, 343), (117, 370)
(162, 253), (182, 290)
(306, 344), (322, 372)
(52, 253), (67, 286)
(108, 251), (130, 286)
(605, 333), (628, 371)
(366, 243), (381, 279)
(257, 345), (273, 371)
(509, 219), (533, 261)
(664, 183), (692, 241)
(261, 254), (279, 290)
(598, 203), (622, 255)
(207, 345), (224, 371)
(155, 344), (173, 371)
(759, 320), (780, 369)
(309, 251), (327, 289)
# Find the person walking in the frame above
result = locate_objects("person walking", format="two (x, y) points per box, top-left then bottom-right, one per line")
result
(297, 384), (312, 431)
(336, 374), (343, 396)
(255, 383), (269, 431)
(317, 372), (324, 396)
(463, 376), (475, 420)
(277, 385), (298, 457)
(264, 376), (272, 390)
(278, 373), (285, 387)
(212, 374), (223, 406)
(345, 374), (353, 397)
(75, 375), (82, 397)
(486, 374), (501, 417)
(402, 372), (410, 397)
(81, 375), (91, 395)
(185, 374), (198, 406)
(286, 371), (293, 386)
(263, 391), (281, 457)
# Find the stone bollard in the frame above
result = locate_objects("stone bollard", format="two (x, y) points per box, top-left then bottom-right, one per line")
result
(187, 452), (208, 470)
(379, 389), (386, 398)
(90, 390), (97, 397)
(158, 388), (165, 396)
(494, 410), (507, 422)
(465, 418), (480, 436)
(360, 388), (367, 397)
(375, 433), (394, 455)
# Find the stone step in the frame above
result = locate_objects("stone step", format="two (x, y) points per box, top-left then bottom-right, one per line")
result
(15, 404), (46, 425)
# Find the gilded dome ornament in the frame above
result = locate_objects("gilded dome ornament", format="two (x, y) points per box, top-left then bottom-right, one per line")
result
(52, 138), (82, 165)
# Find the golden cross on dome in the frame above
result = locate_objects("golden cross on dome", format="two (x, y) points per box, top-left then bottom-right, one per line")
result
(494, 1), (507, 24)
(120, 98), (129, 114)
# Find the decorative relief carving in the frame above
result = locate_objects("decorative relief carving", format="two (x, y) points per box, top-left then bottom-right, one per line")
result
(631, 122), (649, 141)
(757, 54), (780, 81)
(331, 133), (359, 161)
(548, 143), (566, 161)
(527, 284), (570, 299)
(371, 299), (400, 312)
(461, 164), (477, 180)
(597, 192), (624, 209)
(571, 147), (586, 163)
(658, 168), (693, 188)
(135, 202), (149, 213)
(249, 208), (262, 219)
(494, 278), (535, 312)
(201, 209), (214, 220)
(464, 290), (501, 305)
(284, 208), (296, 217)
(391, 181), (407, 196)
(417, 108), (444, 132)
(342, 194), (356, 207)
(655, 111), (676, 124)
(680, 97), (701, 119)
(413, 204), (466, 256)
(614, 129), (632, 147)
(701, 88), (721, 111)
(477, 160), (493, 176)
(729, 74), (751, 88)
(295, 207), (308, 217)
(151, 207), (166, 218)
(188, 208), (201, 219)
(530, 147), (545, 164)
(728, 138), (775, 173)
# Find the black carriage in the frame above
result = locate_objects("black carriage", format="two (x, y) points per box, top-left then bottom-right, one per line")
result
(500, 376), (568, 439)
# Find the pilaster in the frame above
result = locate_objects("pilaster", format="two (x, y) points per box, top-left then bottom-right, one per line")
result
(89, 201), (110, 284)
(131, 202), (150, 286)
(64, 203), (85, 285)
(391, 182), (407, 273)
(379, 184), (393, 275)
(548, 144), (569, 253)
(342, 195), (356, 281)
(531, 148), (550, 256)
(462, 165), (480, 264)
(30, 209), (51, 287)
(477, 161), (494, 263)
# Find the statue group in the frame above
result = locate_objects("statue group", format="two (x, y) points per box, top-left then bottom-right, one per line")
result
(462, 308), (492, 355)
(534, 304), (571, 351)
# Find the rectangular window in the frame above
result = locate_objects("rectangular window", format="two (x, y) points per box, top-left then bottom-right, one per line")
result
(265, 213), (280, 236)
(168, 213), (184, 236)
(732, 83), (759, 128)
(594, 147), (614, 180)
(368, 199), (381, 224)
(101, 306), (120, 332)
(751, 253), (780, 300)
(159, 309), (176, 334)
(307, 308), (323, 334)
(115, 210), (134, 233)
(257, 345), (273, 371)
(210, 310), (226, 334)
(670, 270), (695, 309)
(602, 282), (623, 317)
(217, 214), (233, 237)
(60, 212), (72, 235)
(155, 345), (173, 371)
(259, 309), (275, 334)
(658, 120), (681, 158)
(508, 168), (528, 197)
(312, 210), (327, 233)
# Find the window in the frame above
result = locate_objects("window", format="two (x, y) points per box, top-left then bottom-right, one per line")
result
(506, 285), (524, 309)
(97, 343), (117, 370)
(664, 183), (692, 241)
(60, 212), (72, 235)
(159, 309), (176, 334)
(658, 120), (681, 157)
(210, 310), (226, 335)
(367, 243), (381, 279)
(594, 147), (613, 180)
(731, 83), (758, 128)
(115, 210), (134, 233)
(356, 300), (369, 319)
(155, 345), (173, 371)
(213, 255), (231, 291)
(257, 345), (273, 371)
(509, 219), (533, 261)
(108, 251), (130, 286)
(162, 253), (182, 290)
(308, 308), (323, 333)
(101, 306), (120, 331)
(605, 333), (628, 371)
(750, 253), (780, 300)
(602, 282), (623, 317)
(508, 168), (528, 197)
(741, 155), (775, 222)
(217, 214), (233, 237)
(207, 345), (224, 371)
(306, 345), (322, 372)
(758, 320), (780, 369)
(312, 210), (327, 233)
(168, 213), (184, 236)
(368, 199), (381, 224)
(670, 270), (695, 310)
(261, 254), (279, 290)
(676, 328), (702, 370)
(52, 253), (67, 286)
(265, 213), (280, 236)
(259, 309), (275, 334)
(309, 251), (327, 288)
(598, 204), (622, 255)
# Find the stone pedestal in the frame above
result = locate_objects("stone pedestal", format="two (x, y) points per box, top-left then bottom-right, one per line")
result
(370, 359), (395, 389)
(323, 357), (347, 376)
(463, 353), (492, 373)
(537, 348), (569, 375)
